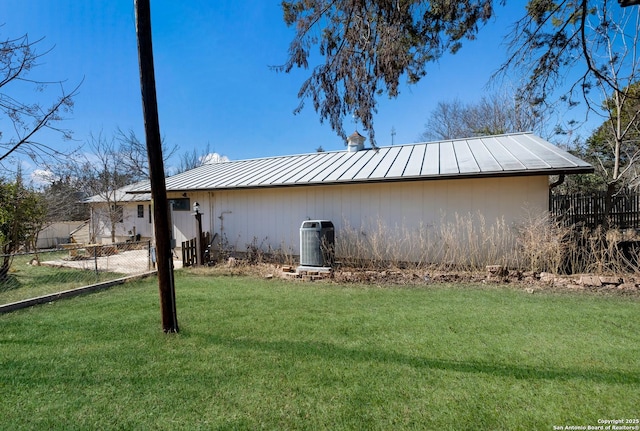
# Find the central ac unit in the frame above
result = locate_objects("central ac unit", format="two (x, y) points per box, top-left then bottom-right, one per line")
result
(299, 220), (335, 267)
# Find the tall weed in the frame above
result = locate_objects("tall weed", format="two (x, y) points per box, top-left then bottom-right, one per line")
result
(335, 213), (640, 274)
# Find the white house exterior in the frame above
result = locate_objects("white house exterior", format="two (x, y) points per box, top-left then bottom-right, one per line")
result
(36, 221), (88, 249)
(84, 183), (154, 244)
(127, 132), (592, 264)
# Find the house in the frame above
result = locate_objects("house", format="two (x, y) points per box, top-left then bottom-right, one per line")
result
(84, 182), (154, 244)
(125, 132), (592, 264)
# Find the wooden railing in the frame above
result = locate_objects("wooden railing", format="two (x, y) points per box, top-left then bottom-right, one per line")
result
(550, 192), (640, 229)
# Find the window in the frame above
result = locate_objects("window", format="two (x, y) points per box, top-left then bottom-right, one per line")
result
(137, 204), (144, 218)
(169, 198), (190, 211)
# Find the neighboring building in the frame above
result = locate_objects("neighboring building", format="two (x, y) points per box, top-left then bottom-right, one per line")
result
(36, 221), (88, 249)
(125, 132), (592, 264)
(84, 183), (154, 244)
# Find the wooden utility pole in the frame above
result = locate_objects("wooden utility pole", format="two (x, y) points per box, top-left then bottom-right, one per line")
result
(134, 0), (178, 333)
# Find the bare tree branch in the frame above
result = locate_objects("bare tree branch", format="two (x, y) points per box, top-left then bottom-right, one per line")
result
(0, 32), (80, 169)
(277, 0), (495, 146)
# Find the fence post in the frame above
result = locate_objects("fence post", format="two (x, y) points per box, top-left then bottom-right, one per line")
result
(93, 245), (99, 281)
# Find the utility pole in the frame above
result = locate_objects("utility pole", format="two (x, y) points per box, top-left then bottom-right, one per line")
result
(134, 0), (178, 333)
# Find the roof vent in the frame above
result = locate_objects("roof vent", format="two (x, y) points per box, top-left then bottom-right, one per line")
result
(347, 131), (366, 152)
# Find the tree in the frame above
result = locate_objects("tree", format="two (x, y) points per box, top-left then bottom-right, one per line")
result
(115, 127), (178, 179)
(567, 81), (640, 194)
(500, 1), (640, 221)
(45, 128), (177, 241)
(278, 0), (494, 145)
(420, 92), (542, 141)
(280, 2), (638, 152)
(0, 32), (78, 170)
(0, 169), (46, 281)
(61, 132), (136, 243)
(175, 142), (228, 174)
(40, 175), (89, 222)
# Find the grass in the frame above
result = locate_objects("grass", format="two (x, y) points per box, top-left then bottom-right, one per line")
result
(1, 270), (639, 430)
(0, 252), (126, 305)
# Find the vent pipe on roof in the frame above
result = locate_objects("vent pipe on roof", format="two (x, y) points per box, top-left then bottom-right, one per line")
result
(347, 131), (366, 152)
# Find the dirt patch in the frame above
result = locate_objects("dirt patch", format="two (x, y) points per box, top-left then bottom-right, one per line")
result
(41, 249), (182, 275)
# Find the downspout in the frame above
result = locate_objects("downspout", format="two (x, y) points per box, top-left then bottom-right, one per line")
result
(549, 174), (565, 190)
(549, 174), (565, 211)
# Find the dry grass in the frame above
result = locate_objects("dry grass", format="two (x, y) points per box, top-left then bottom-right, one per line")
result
(204, 213), (640, 276)
(335, 213), (517, 271)
(334, 213), (640, 275)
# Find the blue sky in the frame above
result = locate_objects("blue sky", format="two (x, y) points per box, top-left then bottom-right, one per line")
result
(2, 1), (592, 174)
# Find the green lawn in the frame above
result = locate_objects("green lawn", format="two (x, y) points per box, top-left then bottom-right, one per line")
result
(0, 252), (126, 305)
(1, 270), (638, 430)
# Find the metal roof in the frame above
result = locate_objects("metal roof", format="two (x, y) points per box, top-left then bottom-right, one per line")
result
(129, 133), (593, 193)
(85, 182), (151, 203)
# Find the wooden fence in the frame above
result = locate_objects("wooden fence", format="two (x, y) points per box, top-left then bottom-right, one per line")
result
(181, 238), (198, 267)
(550, 192), (640, 229)
(181, 232), (212, 267)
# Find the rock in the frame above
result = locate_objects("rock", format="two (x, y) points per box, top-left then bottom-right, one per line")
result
(553, 277), (571, 287)
(486, 265), (507, 276)
(539, 272), (556, 283)
(578, 275), (602, 287)
(599, 276), (623, 285)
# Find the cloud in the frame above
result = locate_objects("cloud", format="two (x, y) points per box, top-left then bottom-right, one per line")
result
(30, 169), (56, 185)
(199, 152), (229, 164)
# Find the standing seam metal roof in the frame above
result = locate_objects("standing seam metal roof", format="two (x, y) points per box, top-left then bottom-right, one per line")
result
(128, 133), (593, 193)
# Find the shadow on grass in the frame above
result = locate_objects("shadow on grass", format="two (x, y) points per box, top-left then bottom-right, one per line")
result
(1, 268), (126, 294)
(0, 274), (20, 292)
(203, 334), (639, 385)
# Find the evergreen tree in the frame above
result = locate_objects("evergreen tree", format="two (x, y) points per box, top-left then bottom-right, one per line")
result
(0, 170), (46, 281)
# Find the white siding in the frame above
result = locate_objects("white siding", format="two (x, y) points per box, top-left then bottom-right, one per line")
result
(126, 203), (154, 240)
(169, 192), (210, 246)
(91, 202), (155, 244)
(37, 221), (87, 249)
(190, 176), (548, 262)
